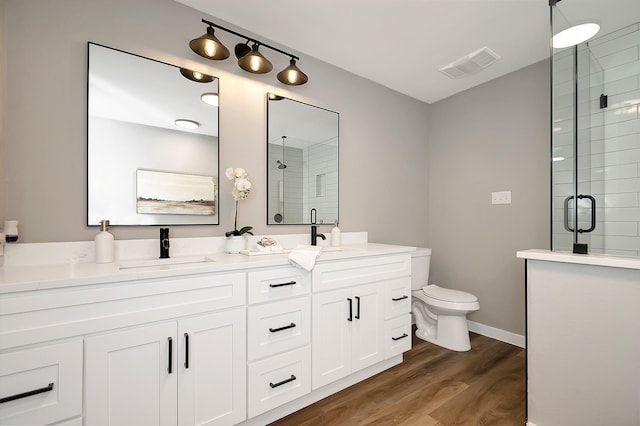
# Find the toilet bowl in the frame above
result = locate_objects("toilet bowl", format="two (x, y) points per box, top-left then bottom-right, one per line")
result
(410, 248), (480, 352)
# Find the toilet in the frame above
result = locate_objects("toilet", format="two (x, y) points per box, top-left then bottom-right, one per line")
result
(411, 248), (479, 351)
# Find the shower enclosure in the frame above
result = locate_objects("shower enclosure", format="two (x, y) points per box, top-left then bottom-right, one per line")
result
(551, 4), (640, 257)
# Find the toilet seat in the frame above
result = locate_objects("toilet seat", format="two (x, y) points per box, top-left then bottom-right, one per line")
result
(415, 285), (480, 312)
(422, 285), (477, 303)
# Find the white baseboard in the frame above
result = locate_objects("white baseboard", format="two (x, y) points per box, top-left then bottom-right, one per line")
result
(526, 422), (538, 426)
(467, 320), (525, 348)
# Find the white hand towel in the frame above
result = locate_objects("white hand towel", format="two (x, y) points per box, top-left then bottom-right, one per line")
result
(288, 246), (322, 271)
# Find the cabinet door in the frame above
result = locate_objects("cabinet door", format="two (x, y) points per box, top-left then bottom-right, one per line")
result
(85, 322), (177, 426)
(311, 288), (351, 390)
(351, 283), (384, 372)
(178, 308), (246, 426)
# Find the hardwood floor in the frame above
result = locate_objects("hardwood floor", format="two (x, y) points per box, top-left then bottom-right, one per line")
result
(270, 330), (525, 426)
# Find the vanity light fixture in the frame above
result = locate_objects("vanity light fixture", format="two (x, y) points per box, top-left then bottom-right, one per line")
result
(552, 23), (600, 48)
(174, 119), (200, 130)
(277, 58), (308, 86)
(238, 43), (273, 74)
(200, 92), (219, 106)
(189, 26), (230, 60)
(189, 19), (309, 85)
(179, 68), (214, 83)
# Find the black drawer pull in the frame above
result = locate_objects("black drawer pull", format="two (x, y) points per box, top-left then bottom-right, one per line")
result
(269, 281), (296, 288)
(355, 296), (361, 319)
(269, 374), (296, 388)
(269, 323), (296, 333)
(0, 382), (54, 404)
(184, 333), (190, 369)
(392, 333), (409, 341)
(392, 295), (409, 301)
(347, 298), (353, 321)
(167, 337), (173, 374)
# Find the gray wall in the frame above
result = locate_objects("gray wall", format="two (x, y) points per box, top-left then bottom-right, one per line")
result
(1, 0), (430, 246)
(1, 0), (551, 335)
(428, 60), (550, 334)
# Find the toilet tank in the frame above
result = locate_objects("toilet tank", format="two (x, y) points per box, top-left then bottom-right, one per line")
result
(411, 248), (432, 290)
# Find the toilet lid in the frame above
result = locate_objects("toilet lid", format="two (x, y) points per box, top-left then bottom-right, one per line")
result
(422, 284), (477, 303)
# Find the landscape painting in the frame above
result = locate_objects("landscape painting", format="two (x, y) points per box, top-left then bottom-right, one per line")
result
(136, 169), (216, 215)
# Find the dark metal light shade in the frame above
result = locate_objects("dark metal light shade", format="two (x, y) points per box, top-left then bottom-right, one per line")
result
(277, 59), (309, 86)
(179, 68), (214, 83)
(234, 42), (251, 59)
(189, 27), (230, 60)
(237, 44), (273, 74)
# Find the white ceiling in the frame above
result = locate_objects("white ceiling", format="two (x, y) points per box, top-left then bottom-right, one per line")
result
(176, 0), (640, 104)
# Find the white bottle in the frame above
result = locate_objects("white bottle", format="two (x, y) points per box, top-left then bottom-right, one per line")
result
(95, 220), (115, 264)
(331, 221), (341, 247)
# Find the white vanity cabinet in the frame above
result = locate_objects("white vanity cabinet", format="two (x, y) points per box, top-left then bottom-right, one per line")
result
(0, 270), (246, 426)
(246, 266), (311, 418)
(85, 308), (246, 426)
(311, 254), (412, 390)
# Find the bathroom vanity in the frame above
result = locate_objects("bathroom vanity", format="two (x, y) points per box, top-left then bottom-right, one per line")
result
(0, 238), (414, 426)
(518, 250), (640, 426)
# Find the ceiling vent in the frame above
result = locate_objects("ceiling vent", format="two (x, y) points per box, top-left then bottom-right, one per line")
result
(439, 47), (501, 79)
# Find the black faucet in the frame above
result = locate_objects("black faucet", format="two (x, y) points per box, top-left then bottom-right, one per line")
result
(160, 228), (170, 259)
(311, 225), (326, 246)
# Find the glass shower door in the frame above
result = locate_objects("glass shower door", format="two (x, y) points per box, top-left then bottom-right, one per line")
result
(551, 4), (640, 257)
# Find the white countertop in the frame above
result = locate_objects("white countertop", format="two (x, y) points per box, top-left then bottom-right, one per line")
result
(0, 243), (416, 294)
(517, 249), (640, 270)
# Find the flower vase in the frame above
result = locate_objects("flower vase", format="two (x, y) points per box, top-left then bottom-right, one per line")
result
(225, 235), (247, 254)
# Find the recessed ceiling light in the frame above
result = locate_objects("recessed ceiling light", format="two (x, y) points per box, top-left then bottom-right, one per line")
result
(201, 93), (219, 106)
(553, 23), (600, 48)
(174, 119), (200, 129)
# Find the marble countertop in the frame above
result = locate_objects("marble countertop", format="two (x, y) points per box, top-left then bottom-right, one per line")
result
(517, 249), (640, 270)
(0, 243), (416, 294)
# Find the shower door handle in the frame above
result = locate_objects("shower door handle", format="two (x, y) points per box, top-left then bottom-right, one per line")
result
(577, 195), (596, 233)
(563, 195), (596, 233)
(563, 196), (575, 232)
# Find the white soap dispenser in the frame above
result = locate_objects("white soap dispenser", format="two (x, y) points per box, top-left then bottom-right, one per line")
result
(331, 220), (341, 247)
(94, 220), (115, 264)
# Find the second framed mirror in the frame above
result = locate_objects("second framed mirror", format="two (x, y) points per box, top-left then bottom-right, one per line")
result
(267, 94), (339, 225)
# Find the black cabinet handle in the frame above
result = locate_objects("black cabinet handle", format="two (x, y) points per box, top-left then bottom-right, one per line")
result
(392, 295), (408, 301)
(347, 298), (353, 321)
(355, 296), (361, 319)
(0, 382), (54, 404)
(269, 375), (296, 388)
(392, 333), (409, 341)
(269, 281), (296, 288)
(167, 337), (173, 374)
(269, 323), (296, 333)
(184, 333), (189, 369)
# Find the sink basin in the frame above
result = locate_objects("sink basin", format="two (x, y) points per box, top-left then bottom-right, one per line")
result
(119, 256), (214, 269)
(321, 246), (344, 252)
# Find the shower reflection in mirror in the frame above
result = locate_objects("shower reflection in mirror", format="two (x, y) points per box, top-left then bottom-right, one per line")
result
(267, 94), (339, 225)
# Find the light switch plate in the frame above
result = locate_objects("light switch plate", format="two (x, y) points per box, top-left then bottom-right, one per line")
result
(492, 191), (511, 205)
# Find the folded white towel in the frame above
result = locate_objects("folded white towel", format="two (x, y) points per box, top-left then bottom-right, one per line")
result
(288, 246), (322, 271)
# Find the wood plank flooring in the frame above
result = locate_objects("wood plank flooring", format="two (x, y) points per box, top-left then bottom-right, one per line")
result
(270, 330), (525, 426)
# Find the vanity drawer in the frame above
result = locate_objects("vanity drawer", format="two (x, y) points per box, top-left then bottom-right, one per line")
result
(384, 314), (412, 359)
(0, 340), (83, 425)
(247, 346), (311, 418)
(248, 266), (310, 304)
(383, 277), (412, 320)
(312, 254), (411, 293)
(247, 296), (310, 361)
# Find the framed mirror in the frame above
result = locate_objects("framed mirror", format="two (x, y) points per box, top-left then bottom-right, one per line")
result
(267, 94), (339, 225)
(87, 43), (219, 226)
